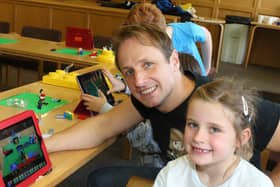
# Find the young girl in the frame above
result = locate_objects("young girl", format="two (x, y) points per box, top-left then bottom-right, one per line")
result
(153, 77), (274, 187)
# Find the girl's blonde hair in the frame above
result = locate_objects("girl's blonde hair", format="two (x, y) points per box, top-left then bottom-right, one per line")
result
(189, 77), (259, 160)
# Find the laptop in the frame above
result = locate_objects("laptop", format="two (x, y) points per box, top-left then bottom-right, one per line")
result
(65, 26), (94, 50)
(0, 110), (52, 187)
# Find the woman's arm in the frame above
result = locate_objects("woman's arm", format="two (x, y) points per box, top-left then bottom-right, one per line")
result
(200, 26), (213, 75)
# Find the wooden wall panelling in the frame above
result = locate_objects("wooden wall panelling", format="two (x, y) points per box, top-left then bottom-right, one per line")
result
(257, 0), (280, 16)
(0, 1), (15, 31)
(52, 7), (89, 40)
(217, 8), (253, 19)
(219, 0), (256, 8)
(180, 0), (216, 5)
(181, 0), (216, 17)
(88, 9), (179, 38)
(14, 3), (51, 33)
(216, 0), (255, 19)
(89, 10), (126, 37)
(194, 5), (215, 18)
(250, 0), (259, 19)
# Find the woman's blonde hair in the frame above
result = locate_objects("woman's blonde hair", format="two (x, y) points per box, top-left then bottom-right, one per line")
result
(189, 77), (259, 160)
(124, 3), (166, 30)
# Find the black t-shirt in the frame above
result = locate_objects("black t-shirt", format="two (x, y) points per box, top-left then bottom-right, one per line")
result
(250, 99), (280, 168)
(131, 71), (209, 162)
(131, 71), (280, 168)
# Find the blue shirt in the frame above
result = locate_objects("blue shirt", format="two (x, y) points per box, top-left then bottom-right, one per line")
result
(168, 22), (207, 76)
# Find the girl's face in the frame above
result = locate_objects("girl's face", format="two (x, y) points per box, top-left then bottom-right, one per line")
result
(184, 99), (240, 169)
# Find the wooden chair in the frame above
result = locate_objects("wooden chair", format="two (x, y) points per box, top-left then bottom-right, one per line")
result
(21, 26), (62, 42)
(94, 35), (112, 49)
(261, 149), (271, 172)
(0, 21), (10, 88)
(126, 176), (153, 187)
(0, 21), (10, 33)
(13, 26), (63, 86)
(2, 25), (63, 87)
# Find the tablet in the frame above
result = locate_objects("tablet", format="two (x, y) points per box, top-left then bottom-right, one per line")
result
(0, 110), (52, 187)
(76, 69), (115, 105)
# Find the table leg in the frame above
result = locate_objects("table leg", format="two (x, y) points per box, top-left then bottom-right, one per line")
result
(38, 60), (44, 79)
(215, 23), (224, 72)
(244, 25), (257, 68)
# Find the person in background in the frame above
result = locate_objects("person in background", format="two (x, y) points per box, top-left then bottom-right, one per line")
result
(45, 24), (280, 187)
(153, 77), (274, 187)
(124, 2), (213, 76)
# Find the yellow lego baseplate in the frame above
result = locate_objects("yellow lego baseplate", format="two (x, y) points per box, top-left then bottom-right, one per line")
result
(42, 70), (79, 89)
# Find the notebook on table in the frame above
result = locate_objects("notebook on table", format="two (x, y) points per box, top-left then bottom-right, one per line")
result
(0, 110), (52, 187)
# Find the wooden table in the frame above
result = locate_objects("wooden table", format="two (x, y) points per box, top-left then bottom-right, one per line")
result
(244, 22), (280, 68)
(0, 66), (123, 186)
(0, 33), (98, 67)
(0, 33), (101, 85)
